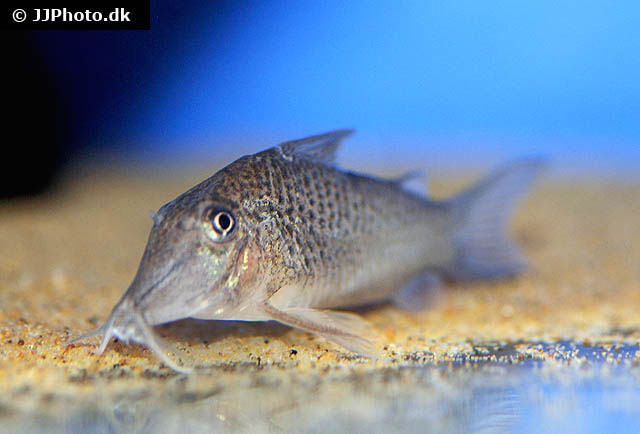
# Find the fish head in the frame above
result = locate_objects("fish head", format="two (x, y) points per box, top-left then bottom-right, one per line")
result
(123, 190), (262, 325)
(74, 178), (265, 372)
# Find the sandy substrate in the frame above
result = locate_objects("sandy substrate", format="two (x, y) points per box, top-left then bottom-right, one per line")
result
(1, 165), (639, 432)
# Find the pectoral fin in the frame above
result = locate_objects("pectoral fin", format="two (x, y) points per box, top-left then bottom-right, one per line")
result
(262, 303), (379, 358)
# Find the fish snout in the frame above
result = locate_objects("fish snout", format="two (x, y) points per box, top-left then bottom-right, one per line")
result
(95, 298), (144, 352)
(85, 297), (194, 373)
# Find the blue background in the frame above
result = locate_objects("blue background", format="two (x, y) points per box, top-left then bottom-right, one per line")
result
(33, 1), (640, 177)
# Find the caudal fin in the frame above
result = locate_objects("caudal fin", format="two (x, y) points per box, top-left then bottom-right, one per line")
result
(447, 158), (547, 281)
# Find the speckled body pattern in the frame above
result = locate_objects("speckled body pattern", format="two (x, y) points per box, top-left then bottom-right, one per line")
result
(210, 147), (451, 310)
(72, 130), (545, 371)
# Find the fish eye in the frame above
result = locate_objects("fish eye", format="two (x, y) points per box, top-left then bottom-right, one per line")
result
(215, 211), (233, 232)
(204, 206), (235, 237)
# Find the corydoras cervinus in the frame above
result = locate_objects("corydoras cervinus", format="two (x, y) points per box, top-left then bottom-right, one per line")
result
(72, 130), (545, 372)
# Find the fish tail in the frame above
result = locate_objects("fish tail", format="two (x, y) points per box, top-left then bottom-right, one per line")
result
(447, 157), (547, 280)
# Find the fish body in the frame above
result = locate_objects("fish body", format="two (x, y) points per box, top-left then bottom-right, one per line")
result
(73, 130), (545, 372)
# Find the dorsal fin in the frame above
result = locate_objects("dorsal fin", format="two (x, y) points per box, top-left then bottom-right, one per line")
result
(390, 170), (429, 198)
(277, 129), (354, 165)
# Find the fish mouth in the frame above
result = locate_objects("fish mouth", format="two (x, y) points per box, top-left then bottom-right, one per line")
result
(69, 256), (205, 373)
(70, 298), (194, 374)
